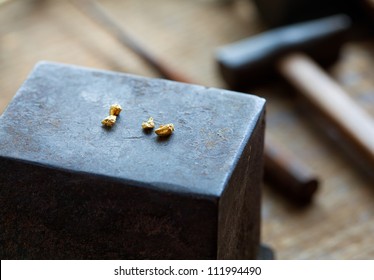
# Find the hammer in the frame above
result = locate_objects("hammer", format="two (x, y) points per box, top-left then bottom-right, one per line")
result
(216, 15), (374, 178)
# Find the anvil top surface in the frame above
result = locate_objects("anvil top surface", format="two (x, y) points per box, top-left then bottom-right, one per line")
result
(0, 62), (265, 197)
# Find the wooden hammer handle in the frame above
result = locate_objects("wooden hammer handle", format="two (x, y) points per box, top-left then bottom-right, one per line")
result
(264, 137), (318, 203)
(278, 53), (374, 168)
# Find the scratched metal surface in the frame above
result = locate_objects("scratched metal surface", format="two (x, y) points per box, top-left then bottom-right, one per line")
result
(0, 61), (265, 197)
(0, 0), (374, 259)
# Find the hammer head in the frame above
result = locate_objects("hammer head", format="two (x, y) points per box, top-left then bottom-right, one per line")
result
(216, 15), (351, 90)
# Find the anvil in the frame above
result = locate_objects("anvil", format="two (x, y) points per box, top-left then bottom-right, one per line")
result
(0, 62), (266, 259)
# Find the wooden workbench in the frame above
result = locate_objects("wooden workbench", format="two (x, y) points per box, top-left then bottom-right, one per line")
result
(1, 0), (373, 259)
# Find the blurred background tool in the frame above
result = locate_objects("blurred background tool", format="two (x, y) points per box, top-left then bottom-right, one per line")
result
(264, 137), (318, 204)
(216, 15), (374, 179)
(1, 0), (374, 259)
(216, 15), (350, 89)
(72, 0), (319, 204)
(71, 0), (192, 83)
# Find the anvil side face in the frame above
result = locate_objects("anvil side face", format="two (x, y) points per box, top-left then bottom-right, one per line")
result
(0, 62), (265, 259)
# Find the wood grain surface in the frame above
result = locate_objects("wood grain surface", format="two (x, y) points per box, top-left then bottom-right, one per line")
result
(1, 0), (374, 259)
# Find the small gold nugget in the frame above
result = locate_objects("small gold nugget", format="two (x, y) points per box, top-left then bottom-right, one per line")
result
(155, 123), (174, 136)
(101, 115), (117, 127)
(109, 104), (122, 116)
(142, 117), (155, 130)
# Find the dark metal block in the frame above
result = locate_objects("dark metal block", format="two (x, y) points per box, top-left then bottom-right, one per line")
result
(0, 62), (265, 259)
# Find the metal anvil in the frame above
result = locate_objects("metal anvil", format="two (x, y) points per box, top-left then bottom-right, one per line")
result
(0, 62), (266, 259)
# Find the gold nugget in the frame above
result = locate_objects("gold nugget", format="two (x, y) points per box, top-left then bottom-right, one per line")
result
(101, 115), (117, 127)
(142, 117), (155, 130)
(109, 104), (122, 116)
(155, 123), (174, 136)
